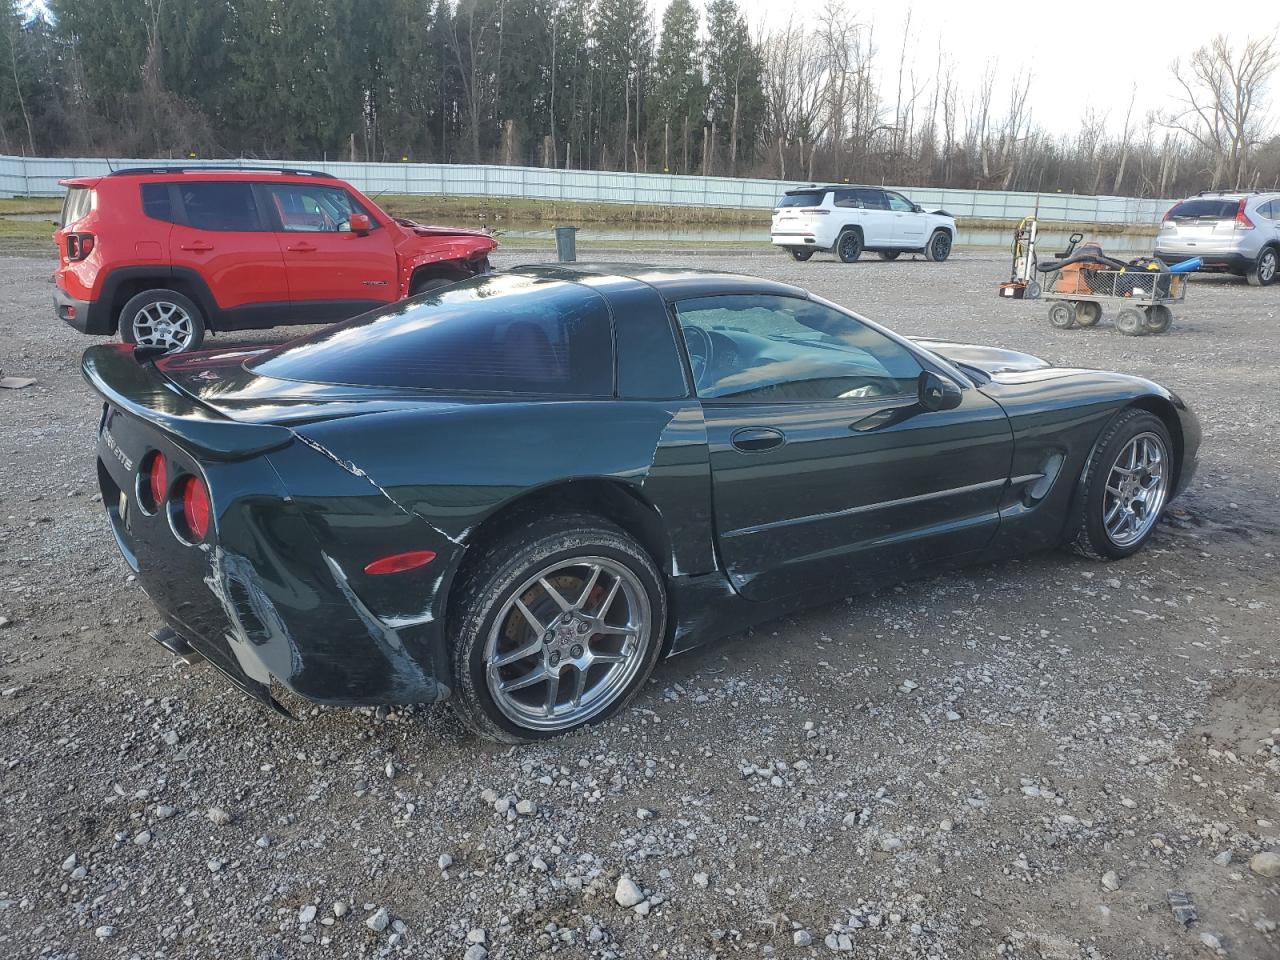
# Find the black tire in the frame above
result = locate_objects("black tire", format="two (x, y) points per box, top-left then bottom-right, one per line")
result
(1247, 247), (1277, 286)
(410, 275), (455, 297)
(924, 229), (952, 262)
(449, 513), (668, 743)
(119, 288), (206, 353)
(1074, 301), (1102, 327)
(1068, 408), (1174, 560)
(789, 248), (814, 262)
(835, 229), (863, 263)
(1047, 302), (1077, 329)
(878, 251), (901, 261)
(1115, 307), (1146, 336)
(1144, 304), (1173, 334)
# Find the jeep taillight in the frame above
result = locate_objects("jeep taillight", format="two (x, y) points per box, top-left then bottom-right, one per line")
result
(66, 232), (95, 261)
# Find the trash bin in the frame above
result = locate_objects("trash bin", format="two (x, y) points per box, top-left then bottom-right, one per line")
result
(554, 225), (578, 263)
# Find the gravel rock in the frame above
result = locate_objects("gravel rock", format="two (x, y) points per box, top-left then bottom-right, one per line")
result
(514, 798), (536, 816)
(1249, 851), (1280, 878)
(466, 928), (486, 944)
(332, 901), (349, 918)
(365, 907), (390, 932)
(463, 946), (488, 960)
(1101, 870), (1121, 891)
(299, 904), (317, 924)
(206, 807), (232, 826)
(793, 929), (813, 947)
(615, 876), (645, 908)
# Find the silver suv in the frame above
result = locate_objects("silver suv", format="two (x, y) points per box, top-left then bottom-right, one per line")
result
(1155, 191), (1280, 286)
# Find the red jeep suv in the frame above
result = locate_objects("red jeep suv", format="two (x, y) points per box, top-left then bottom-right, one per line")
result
(53, 167), (497, 352)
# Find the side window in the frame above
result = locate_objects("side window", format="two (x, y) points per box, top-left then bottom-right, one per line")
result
(177, 182), (264, 232)
(675, 294), (922, 402)
(140, 183), (175, 223)
(886, 192), (915, 212)
(833, 190), (861, 209)
(1258, 200), (1277, 220)
(267, 184), (372, 232)
(854, 188), (888, 210)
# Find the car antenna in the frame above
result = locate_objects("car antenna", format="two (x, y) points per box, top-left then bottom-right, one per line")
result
(105, 157), (115, 173)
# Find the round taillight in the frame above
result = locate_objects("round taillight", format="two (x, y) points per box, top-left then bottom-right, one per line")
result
(141, 452), (168, 513)
(175, 475), (211, 542)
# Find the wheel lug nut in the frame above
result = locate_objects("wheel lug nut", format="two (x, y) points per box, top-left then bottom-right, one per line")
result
(570, 644), (584, 658)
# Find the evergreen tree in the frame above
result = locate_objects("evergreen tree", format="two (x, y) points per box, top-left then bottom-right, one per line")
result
(705, 0), (764, 175)
(649, 0), (703, 173)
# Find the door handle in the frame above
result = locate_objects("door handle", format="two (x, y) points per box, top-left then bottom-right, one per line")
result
(286, 242), (317, 252)
(730, 427), (786, 452)
(179, 241), (213, 251)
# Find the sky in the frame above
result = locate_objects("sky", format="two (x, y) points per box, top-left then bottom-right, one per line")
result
(666, 0), (1280, 139)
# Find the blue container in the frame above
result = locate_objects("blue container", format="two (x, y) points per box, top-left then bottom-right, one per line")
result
(1168, 257), (1202, 274)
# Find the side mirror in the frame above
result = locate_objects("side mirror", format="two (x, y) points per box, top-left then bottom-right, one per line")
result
(918, 370), (962, 411)
(913, 203), (923, 213)
(349, 213), (372, 235)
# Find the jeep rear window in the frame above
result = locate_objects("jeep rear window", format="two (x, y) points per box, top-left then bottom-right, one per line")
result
(1167, 199), (1238, 220)
(60, 186), (92, 227)
(247, 274), (615, 396)
(141, 183), (174, 222)
(778, 191), (825, 208)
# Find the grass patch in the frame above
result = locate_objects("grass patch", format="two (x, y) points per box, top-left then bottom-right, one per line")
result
(0, 217), (55, 254)
(0, 197), (61, 215)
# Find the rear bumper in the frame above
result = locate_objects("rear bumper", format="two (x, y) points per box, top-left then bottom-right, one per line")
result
(54, 284), (107, 334)
(1155, 249), (1252, 272)
(770, 234), (822, 248)
(91, 401), (456, 711)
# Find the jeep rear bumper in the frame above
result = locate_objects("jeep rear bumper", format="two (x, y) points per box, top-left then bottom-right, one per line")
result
(55, 284), (111, 335)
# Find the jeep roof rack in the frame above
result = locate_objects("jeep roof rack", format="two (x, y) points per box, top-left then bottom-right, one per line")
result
(107, 166), (335, 178)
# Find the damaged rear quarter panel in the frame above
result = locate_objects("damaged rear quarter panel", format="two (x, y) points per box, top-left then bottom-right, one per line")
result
(288, 398), (716, 580)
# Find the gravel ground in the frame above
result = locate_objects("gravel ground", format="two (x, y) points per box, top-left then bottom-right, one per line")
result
(1, 246), (1277, 960)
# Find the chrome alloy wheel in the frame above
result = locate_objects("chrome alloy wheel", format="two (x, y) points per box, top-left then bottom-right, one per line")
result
(1102, 431), (1169, 548)
(132, 301), (195, 351)
(484, 556), (652, 732)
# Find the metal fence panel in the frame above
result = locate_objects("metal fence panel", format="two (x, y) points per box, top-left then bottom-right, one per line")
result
(0, 154), (1179, 225)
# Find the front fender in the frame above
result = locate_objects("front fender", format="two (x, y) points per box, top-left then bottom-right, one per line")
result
(397, 236), (498, 296)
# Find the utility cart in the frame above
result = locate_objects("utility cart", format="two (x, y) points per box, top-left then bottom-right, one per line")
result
(1039, 266), (1187, 335)
(998, 216), (1195, 335)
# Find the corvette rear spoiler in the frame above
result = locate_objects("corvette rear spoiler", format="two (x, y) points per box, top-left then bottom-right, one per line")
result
(81, 344), (293, 461)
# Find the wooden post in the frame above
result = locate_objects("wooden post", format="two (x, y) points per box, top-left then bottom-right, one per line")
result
(663, 121), (670, 173)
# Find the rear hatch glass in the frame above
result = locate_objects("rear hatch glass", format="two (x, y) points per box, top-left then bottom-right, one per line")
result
(777, 191), (825, 209)
(1167, 199), (1238, 220)
(246, 273), (615, 397)
(60, 186), (92, 227)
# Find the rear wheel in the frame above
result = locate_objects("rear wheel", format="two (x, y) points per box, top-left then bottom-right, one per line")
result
(878, 251), (901, 261)
(1116, 307), (1146, 336)
(1069, 409), (1173, 559)
(1047, 302), (1077, 329)
(450, 514), (667, 742)
(836, 229), (863, 263)
(924, 229), (952, 262)
(1247, 247), (1277, 286)
(1144, 304), (1173, 334)
(789, 248), (814, 262)
(119, 289), (206, 354)
(1074, 301), (1102, 327)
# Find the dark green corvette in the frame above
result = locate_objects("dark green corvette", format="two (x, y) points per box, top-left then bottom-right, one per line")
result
(84, 264), (1200, 741)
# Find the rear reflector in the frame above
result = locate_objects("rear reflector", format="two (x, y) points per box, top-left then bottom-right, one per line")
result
(364, 550), (437, 575)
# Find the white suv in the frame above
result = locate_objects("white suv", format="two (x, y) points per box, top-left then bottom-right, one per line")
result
(770, 185), (957, 263)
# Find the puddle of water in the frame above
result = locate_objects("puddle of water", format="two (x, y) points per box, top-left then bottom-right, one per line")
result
(495, 219), (1156, 253)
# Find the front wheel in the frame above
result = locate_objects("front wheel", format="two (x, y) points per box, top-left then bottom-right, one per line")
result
(1070, 409), (1173, 559)
(836, 230), (863, 263)
(924, 229), (952, 262)
(1247, 247), (1277, 286)
(789, 248), (814, 262)
(119, 289), (206, 354)
(450, 514), (667, 742)
(1047, 302), (1077, 329)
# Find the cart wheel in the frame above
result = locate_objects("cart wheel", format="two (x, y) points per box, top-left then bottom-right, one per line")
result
(1048, 302), (1077, 329)
(1115, 307), (1146, 336)
(1075, 301), (1102, 327)
(1027, 280), (1041, 299)
(1144, 304), (1173, 334)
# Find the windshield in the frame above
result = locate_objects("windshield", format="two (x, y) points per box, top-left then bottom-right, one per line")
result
(777, 191), (825, 208)
(1167, 199), (1239, 220)
(247, 274), (614, 396)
